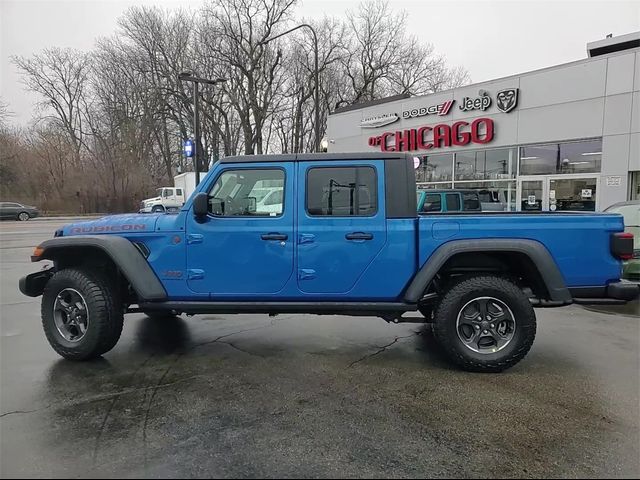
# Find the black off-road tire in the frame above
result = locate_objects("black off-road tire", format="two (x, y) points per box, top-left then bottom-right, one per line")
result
(42, 268), (124, 361)
(432, 275), (536, 372)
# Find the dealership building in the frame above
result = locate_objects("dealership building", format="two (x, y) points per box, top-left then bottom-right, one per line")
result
(326, 32), (640, 212)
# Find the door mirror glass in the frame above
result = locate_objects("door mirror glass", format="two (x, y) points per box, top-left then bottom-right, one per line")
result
(193, 192), (209, 218)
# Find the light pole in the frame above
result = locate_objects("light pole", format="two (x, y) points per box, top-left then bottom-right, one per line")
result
(258, 24), (320, 152)
(178, 72), (227, 185)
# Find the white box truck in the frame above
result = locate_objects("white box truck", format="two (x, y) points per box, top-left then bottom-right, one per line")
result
(139, 172), (198, 213)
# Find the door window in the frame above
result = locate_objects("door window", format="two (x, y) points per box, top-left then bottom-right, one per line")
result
(306, 167), (377, 216)
(209, 169), (285, 216)
(549, 178), (597, 212)
(520, 180), (543, 211)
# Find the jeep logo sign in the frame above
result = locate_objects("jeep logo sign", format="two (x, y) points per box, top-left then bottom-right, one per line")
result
(459, 93), (492, 112)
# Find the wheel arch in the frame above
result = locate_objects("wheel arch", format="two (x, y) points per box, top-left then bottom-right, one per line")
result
(404, 239), (571, 304)
(31, 235), (167, 302)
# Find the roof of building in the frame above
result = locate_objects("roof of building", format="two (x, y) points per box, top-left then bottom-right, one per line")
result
(219, 152), (411, 163)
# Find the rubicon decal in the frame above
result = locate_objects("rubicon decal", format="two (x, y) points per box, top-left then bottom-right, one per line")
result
(70, 224), (146, 234)
(402, 100), (455, 119)
(368, 118), (494, 152)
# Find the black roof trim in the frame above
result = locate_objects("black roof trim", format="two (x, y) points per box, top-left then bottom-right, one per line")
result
(220, 152), (411, 163)
(330, 93), (411, 115)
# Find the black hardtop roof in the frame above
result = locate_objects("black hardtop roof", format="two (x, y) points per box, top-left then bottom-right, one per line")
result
(417, 188), (481, 194)
(220, 152), (411, 163)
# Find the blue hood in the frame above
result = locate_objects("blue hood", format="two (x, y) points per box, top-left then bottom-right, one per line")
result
(62, 213), (162, 236)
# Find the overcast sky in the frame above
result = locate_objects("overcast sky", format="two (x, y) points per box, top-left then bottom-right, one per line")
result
(1, 0), (639, 126)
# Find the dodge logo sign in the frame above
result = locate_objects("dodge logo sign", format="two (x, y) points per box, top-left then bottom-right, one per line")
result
(496, 88), (518, 113)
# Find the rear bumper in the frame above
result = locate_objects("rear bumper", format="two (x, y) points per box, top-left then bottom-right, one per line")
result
(571, 281), (640, 305)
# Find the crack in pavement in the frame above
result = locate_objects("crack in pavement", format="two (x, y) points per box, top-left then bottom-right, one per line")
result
(347, 331), (422, 369)
(0, 409), (39, 418)
(139, 321), (276, 472)
(92, 354), (155, 466)
(0, 377), (198, 422)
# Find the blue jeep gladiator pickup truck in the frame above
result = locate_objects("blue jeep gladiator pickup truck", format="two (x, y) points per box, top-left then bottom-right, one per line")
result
(19, 152), (639, 372)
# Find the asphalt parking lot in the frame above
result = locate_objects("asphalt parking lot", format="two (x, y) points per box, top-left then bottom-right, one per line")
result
(1, 218), (639, 478)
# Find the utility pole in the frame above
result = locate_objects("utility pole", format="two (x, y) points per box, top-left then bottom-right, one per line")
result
(178, 72), (227, 185)
(258, 23), (320, 152)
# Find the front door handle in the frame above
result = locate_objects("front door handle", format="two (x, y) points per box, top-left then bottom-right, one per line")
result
(345, 232), (373, 241)
(261, 233), (288, 241)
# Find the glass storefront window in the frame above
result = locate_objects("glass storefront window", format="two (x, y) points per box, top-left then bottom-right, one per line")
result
(454, 180), (517, 211)
(520, 139), (602, 175)
(415, 182), (452, 190)
(559, 140), (601, 174)
(519, 144), (558, 175)
(416, 154), (453, 182)
(455, 148), (515, 181)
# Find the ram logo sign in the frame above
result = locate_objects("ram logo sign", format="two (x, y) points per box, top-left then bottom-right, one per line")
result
(496, 88), (519, 113)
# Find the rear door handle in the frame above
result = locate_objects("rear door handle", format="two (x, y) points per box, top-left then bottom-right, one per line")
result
(261, 233), (288, 241)
(345, 232), (373, 241)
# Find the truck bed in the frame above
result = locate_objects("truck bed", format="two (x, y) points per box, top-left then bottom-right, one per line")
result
(418, 212), (624, 287)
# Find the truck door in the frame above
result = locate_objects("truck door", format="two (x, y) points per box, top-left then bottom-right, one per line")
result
(186, 163), (294, 296)
(296, 161), (387, 294)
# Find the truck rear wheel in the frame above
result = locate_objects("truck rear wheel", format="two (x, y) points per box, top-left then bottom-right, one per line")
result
(432, 275), (536, 372)
(41, 268), (124, 361)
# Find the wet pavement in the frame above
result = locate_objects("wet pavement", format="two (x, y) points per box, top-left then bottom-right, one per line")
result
(1, 219), (639, 478)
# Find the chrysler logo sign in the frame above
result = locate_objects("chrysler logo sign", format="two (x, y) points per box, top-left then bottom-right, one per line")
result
(360, 113), (400, 128)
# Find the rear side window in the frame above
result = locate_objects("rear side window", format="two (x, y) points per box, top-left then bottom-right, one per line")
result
(463, 192), (481, 210)
(306, 166), (377, 216)
(423, 194), (442, 212)
(176, 189), (183, 196)
(446, 193), (461, 211)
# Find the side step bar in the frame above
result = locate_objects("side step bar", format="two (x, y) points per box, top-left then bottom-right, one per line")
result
(137, 301), (418, 316)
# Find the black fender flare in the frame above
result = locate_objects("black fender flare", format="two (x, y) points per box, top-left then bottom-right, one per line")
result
(403, 239), (571, 303)
(29, 235), (167, 301)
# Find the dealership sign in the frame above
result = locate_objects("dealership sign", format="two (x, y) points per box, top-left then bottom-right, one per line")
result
(402, 100), (455, 119)
(368, 118), (494, 152)
(360, 113), (400, 128)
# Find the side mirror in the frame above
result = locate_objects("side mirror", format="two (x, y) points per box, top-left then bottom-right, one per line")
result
(192, 192), (209, 219)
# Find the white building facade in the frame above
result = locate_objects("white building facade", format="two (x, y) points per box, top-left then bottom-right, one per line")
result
(326, 33), (640, 212)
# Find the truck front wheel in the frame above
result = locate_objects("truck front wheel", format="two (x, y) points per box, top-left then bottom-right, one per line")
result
(41, 268), (124, 361)
(432, 275), (536, 372)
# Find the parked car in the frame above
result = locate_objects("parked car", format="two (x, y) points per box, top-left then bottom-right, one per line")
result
(605, 200), (640, 281)
(255, 187), (284, 215)
(417, 189), (482, 213)
(0, 202), (39, 221)
(19, 152), (639, 372)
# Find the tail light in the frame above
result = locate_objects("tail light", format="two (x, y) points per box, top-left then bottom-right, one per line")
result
(611, 232), (634, 260)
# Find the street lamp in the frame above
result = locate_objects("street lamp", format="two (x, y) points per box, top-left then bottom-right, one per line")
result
(258, 24), (320, 153)
(178, 71), (227, 185)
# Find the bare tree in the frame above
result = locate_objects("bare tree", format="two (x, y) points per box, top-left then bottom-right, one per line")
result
(13, 48), (91, 167)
